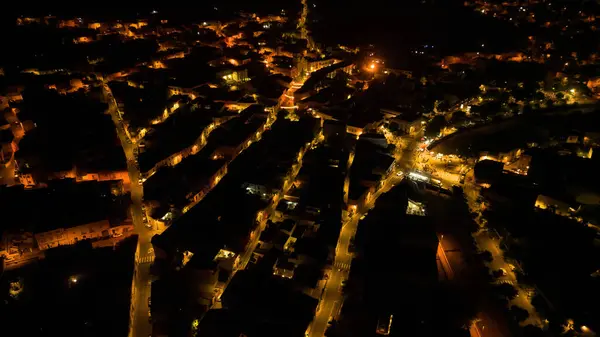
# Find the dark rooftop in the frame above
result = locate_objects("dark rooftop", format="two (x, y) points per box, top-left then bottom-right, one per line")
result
(0, 179), (129, 233)
(0, 235), (137, 337)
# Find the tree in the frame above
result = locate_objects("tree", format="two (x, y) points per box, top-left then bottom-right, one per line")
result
(277, 109), (289, 119)
(425, 115), (447, 138)
(474, 159), (503, 184)
(533, 91), (545, 101)
(508, 102), (520, 114)
(521, 325), (546, 337)
(478, 250), (493, 263)
(450, 110), (467, 124)
(435, 283), (480, 326)
(503, 246), (525, 266)
(514, 270), (535, 289)
(509, 305), (530, 323)
(531, 293), (549, 317)
(325, 320), (340, 337)
(492, 283), (518, 300)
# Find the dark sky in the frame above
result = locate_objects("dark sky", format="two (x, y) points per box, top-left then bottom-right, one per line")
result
(309, 0), (525, 61)
(0, 1), (299, 19)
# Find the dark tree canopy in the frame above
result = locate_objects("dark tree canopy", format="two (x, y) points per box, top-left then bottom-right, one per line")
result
(492, 283), (518, 301)
(425, 115), (447, 138)
(509, 305), (530, 323)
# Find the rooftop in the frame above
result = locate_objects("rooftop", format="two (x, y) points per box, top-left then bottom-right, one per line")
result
(138, 100), (226, 172)
(0, 179), (129, 233)
(0, 235), (137, 337)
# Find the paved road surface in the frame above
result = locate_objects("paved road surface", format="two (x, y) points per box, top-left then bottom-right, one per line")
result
(0, 158), (16, 186)
(308, 143), (406, 337)
(474, 231), (541, 327)
(104, 85), (159, 337)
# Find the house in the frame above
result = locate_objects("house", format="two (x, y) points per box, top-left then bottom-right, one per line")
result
(273, 257), (296, 279)
(217, 68), (250, 84)
(184, 257), (221, 308)
(295, 57), (339, 78)
(35, 220), (134, 250)
(0, 128), (16, 163)
(221, 269), (318, 337)
(388, 115), (424, 135)
(474, 159), (504, 185)
(535, 194), (578, 216)
(294, 61), (354, 101)
(359, 133), (389, 149)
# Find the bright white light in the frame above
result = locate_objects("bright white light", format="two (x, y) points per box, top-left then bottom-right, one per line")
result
(408, 172), (430, 182)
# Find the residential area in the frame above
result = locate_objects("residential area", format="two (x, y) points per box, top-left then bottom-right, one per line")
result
(1, 1), (600, 337)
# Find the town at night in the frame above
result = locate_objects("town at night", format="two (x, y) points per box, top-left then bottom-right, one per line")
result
(1, 1), (600, 337)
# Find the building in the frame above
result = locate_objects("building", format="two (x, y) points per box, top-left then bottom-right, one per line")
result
(18, 168), (129, 189)
(0, 179), (132, 267)
(294, 61), (355, 101)
(294, 57), (339, 79)
(387, 115), (424, 135)
(221, 269), (318, 337)
(534, 194), (578, 216)
(217, 68), (250, 84)
(359, 133), (389, 149)
(185, 258), (221, 308)
(273, 257), (296, 279)
(0, 128), (16, 164)
(1, 236), (137, 337)
(35, 220), (134, 250)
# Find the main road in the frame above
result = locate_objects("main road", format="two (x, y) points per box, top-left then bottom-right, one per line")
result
(103, 84), (159, 337)
(308, 139), (407, 337)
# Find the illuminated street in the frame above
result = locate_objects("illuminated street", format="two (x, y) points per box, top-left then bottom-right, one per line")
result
(309, 143), (407, 337)
(237, 145), (310, 270)
(474, 230), (542, 327)
(105, 84), (158, 337)
(3, 1), (600, 336)
(463, 176), (543, 329)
